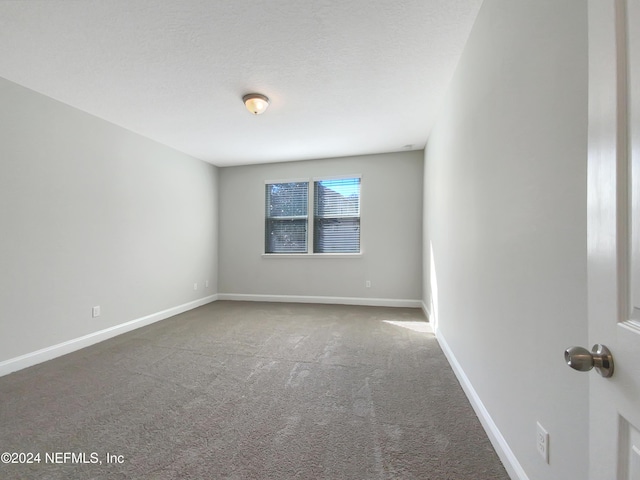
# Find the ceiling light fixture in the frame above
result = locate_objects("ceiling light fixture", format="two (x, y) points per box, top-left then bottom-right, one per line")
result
(243, 93), (270, 115)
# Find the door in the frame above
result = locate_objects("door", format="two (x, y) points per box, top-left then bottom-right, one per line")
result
(588, 0), (640, 478)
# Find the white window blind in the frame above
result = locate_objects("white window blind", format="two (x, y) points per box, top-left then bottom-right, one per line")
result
(313, 177), (361, 253)
(265, 182), (308, 253)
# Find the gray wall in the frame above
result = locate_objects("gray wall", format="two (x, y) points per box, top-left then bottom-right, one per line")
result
(219, 152), (423, 303)
(0, 77), (218, 364)
(423, 1), (589, 479)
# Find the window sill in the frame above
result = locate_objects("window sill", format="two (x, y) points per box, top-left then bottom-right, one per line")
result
(262, 253), (363, 259)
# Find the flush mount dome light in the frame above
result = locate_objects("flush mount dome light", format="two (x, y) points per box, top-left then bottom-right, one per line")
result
(243, 93), (270, 115)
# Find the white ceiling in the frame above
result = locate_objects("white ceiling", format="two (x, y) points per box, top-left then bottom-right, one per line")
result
(0, 0), (482, 167)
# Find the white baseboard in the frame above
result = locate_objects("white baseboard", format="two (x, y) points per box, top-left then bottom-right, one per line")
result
(421, 301), (431, 320)
(217, 293), (422, 308)
(436, 330), (529, 480)
(0, 294), (218, 377)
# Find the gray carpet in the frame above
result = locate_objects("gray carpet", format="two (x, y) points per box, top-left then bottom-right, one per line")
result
(0, 301), (509, 479)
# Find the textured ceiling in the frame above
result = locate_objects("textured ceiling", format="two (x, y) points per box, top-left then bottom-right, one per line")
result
(0, 0), (482, 167)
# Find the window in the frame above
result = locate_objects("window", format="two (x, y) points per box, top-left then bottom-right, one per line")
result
(264, 182), (308, 253)
(264, 176), (361, 255)
(313, 178), (361, 253)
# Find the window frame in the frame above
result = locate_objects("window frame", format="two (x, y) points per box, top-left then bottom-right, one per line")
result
(263, 174), (362, 258)
(264, 178), (310, 254)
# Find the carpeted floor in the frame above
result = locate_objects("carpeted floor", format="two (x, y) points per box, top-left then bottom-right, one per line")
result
(0, 301), (509, 479)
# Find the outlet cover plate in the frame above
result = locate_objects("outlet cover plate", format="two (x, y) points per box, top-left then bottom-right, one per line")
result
(537, 421), (549, 464)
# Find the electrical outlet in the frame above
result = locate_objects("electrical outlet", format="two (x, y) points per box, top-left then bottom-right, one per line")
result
(92, 306), (101, 318)
(537, 422), (549, 464)
(205, 280), (209, 288)
(193, 283), (198, 291)
(365, 280), (371, 288)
